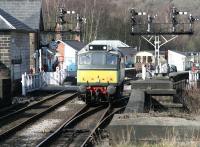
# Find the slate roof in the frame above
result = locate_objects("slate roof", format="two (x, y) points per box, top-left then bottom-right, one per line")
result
(0, 0), (42, 30)
(0, 8), (32, 31)
(64, 40), (86, 51)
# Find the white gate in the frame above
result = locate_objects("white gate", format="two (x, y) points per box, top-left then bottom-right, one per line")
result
(42, 70), (67, 85)
(21, 72), (47, 96)
(21, 70), (67, 96)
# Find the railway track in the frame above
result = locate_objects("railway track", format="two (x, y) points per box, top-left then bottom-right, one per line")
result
(82, 106), (126, 147)
(36, 98), (127, 147)
(0, 90), (66, 120)
(0, 90), (60, 118)
(0, 103), (28, 117)
(0, 91), (78, 144)
(36, 104), (109, 147)
(0, 92), (127, 146)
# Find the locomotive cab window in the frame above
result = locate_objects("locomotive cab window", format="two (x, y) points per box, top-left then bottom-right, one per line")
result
(79, 54), (92, 65)
(92, 53), (105, 65)
(106, 54), (118, 65)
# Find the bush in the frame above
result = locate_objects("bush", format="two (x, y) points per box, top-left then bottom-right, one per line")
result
(184, 88), (200, 114)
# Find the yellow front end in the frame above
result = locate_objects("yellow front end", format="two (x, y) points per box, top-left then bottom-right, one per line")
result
(77, 70), (118, 85)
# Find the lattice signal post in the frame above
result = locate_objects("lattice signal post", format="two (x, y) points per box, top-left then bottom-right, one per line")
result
(130, 7), (197, 73)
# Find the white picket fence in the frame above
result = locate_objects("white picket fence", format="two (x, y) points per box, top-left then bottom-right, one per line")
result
(21, 70), (67, 96)
(188, 70), (200, 89)
(21, 72), (46, 96)
(42, 70), (67, 85)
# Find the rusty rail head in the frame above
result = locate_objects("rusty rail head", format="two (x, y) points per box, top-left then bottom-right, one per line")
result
(81, 105), (126, 147)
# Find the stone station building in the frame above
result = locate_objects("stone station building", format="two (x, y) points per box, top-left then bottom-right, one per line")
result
(0, 0), (43, 106)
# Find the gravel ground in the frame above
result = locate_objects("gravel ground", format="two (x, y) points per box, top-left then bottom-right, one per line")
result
(0, 93), (75, 133)
(0, 99), (85, 146)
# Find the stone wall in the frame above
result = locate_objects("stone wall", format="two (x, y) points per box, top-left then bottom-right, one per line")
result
(0, 31), (31, 97)
(0, 32), (11, 78)
(29, 33), (36, 73)
(0, 32), (12, 106)
(10, 32), (30, 95)
(10, 32), (30, 80)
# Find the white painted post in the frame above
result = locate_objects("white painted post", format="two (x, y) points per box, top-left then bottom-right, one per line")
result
(39, 49), (42, 72)
(142, 64), (146, 80)
(189, 70), (192, 83)
(195, 72), (197, 88)
(189, 70), (194, 88)
(21, 72), (26, 96)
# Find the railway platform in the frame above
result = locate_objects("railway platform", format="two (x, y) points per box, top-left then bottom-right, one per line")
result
(108, 113), (200, 142)
(125, 79), (177, 113)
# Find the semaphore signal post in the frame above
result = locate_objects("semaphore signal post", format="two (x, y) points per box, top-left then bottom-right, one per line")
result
(130, 7), (198, 74)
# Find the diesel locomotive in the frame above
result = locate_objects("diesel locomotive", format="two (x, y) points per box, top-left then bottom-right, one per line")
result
(77, 44), (125, 103)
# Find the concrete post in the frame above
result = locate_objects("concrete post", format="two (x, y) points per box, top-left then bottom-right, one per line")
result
(189, 70), (192, 88)
(142, 64), (146, 80)
(39, 49), (42, 72)
(21, 72), (26, 96)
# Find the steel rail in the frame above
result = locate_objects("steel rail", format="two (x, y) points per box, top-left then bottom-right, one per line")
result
(0, 103), (28, 117)
(0, 92), (77, 141)
(0, 90), (67, 121)
(81, 106), (126, 147)
(36, 104), (108, 147)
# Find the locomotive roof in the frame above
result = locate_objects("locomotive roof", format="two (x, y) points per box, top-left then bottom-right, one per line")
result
(79, 40), (129, 54)
(78, 43), (124, 56)
(89, 40), (129, 48)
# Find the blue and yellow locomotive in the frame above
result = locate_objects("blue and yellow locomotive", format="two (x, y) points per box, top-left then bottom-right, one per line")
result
(77, 44), (125, 103)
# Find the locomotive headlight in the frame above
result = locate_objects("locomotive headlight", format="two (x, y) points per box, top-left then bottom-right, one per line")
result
(107, 85), (116, 95)
(89, 46), (93, 50)
(79, 85), (87, 93)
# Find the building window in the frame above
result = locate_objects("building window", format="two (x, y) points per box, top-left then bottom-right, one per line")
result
(143, 56), (146, 63)
(106, 54), (117, 65)
(125, 55), (128, 63)
(136, 56), (141, 63)
(147, 56), (152, 63)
